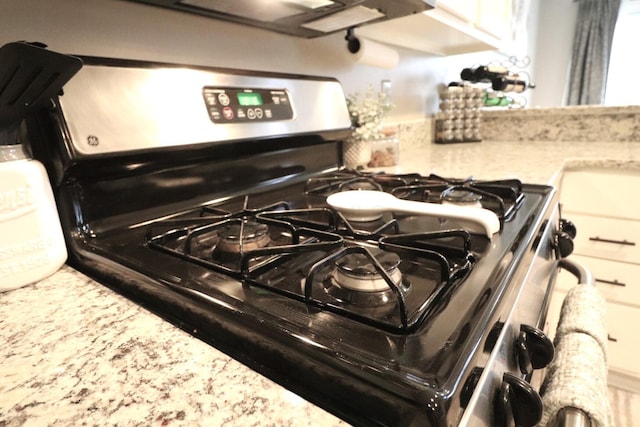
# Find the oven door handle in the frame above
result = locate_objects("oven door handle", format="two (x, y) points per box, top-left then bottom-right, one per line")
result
(558, 258), (594, 287)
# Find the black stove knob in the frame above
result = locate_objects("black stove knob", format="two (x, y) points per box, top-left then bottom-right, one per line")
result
(555, 231), (574, 258)
(460, 367), (484, 408)
(555, 218), (576, 258)
(560, 218), (577, 239)
(516, 324), (554, 376)
(493, 372), (543, 427)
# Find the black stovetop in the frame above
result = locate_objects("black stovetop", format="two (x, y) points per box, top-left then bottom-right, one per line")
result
(61, 168), (552, 426)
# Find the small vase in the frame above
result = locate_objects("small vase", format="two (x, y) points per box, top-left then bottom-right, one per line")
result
(343, 138), (372, 169)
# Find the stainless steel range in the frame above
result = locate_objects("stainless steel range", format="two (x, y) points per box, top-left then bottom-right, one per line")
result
(24, 56), (576, 427)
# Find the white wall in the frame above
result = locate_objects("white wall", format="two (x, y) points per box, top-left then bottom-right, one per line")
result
(1, 0), (546, 119)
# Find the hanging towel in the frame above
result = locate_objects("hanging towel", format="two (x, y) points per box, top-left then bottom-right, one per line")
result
(555, 284), (608, 359)
(539, 332), (612, 427)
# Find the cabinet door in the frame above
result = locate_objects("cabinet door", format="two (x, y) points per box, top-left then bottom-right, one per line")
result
(608, 302), (640, 386)
(477, 0), (512, 41)
(436, 0), (479, 24)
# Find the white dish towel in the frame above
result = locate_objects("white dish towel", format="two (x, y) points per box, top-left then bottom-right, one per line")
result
(539, 285), (613, 427)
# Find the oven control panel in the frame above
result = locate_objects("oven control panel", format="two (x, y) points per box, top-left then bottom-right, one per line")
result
(202, 87), (294, 123)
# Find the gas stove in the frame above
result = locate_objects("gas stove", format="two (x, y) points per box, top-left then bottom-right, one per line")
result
(24, 56), (573, 426)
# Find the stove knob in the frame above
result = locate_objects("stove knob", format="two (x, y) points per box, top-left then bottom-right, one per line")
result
(516, 324), (555, 376)
(555, 230), (574, 258)
(460, 367), (484, 408)
(555, 218), (576, 258)
(493, 373), (543, 427)
(560, 218), (577, 239)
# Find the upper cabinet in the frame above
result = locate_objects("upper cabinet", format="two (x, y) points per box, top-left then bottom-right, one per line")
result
(357, 0), (517, 56)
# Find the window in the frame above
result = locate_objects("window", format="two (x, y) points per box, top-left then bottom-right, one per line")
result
(605, 0), (640, 105)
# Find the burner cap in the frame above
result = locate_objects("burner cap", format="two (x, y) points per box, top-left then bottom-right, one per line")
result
(216, 221), (270, 253)
(333, 250), (402, 292)
(442, 189), (482, 209)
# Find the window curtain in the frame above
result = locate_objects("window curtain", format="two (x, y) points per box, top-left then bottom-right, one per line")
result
(567, 0), (622, 105)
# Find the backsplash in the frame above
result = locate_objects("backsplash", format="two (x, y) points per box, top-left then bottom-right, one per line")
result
(481, 105), (640, 142)
(395, 105), (640, 152)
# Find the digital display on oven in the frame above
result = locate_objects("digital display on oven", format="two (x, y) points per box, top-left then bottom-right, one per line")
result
(202, 86), (293, 123)
(237, 92), (263, 106)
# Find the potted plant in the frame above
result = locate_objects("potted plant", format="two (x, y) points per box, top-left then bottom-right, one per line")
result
(344, 86), (392, 168)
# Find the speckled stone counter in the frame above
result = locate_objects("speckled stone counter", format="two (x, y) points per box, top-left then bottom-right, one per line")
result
(3, 104), (640, 426)
(393, 137), (640, 185)
(392, 104), (640, 182)
(0, 266), (347, 426)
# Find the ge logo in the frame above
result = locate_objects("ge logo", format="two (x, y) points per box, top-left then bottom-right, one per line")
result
(87, 135), (99, 146)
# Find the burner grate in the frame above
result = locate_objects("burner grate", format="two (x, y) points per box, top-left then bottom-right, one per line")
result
(145, 195), (478, 333)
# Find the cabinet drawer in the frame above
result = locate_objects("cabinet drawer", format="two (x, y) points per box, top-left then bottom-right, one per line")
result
(556, 255), (640, 307)
(568, 213), (640, 263)
(560, 169), (640, 220)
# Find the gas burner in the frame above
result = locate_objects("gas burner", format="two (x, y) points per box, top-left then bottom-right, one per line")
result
(214, 221), (271, 255)
(340, 179), (382, 192)
(334, 250), (401, 292)
(324, 249), (410, 307)
(442, 189), (483, 209)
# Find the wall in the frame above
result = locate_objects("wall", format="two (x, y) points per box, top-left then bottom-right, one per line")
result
(1, 0), (541, 120)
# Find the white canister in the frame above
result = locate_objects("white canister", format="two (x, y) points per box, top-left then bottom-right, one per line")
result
(0, 144), (67, 292)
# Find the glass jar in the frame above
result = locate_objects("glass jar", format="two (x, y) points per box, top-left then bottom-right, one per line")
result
(368, 130), (399, 167)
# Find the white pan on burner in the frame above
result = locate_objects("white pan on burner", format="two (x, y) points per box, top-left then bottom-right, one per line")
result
(326, 190), (500, 237)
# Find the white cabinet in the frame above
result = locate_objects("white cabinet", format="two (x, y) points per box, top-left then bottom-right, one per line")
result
(356, 0), (516, 56)
(554, 166), (640, 392)
(477, 0), (513, 41)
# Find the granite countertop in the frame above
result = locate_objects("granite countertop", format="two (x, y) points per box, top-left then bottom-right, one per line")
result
(393, 136), (640, 185)
(2, 135), (640, 426)
(0, 266), (348, 426)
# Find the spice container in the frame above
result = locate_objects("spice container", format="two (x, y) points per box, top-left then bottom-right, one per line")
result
(368, 127), (399, 167)
(435, 84), (483, 144)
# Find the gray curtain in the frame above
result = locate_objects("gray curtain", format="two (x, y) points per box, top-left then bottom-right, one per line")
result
(567, 0), (622, 105)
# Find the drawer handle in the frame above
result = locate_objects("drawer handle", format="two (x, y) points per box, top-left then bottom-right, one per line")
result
(588, 236), (636, 246)
(595, 278), (626, 287)
(608, 335), (618, 343)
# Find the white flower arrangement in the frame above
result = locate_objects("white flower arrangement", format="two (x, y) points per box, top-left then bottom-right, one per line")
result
(346, 86), (393, 142)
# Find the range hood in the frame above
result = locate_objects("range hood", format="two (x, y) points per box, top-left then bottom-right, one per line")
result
(125, 0), (435, 38)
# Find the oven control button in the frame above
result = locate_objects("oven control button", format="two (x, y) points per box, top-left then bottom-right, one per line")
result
(218, 92), (230, 106)
(222, 107), (234, 120)
(516, 324), (554, 376)
(493, 372), (543, 427)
